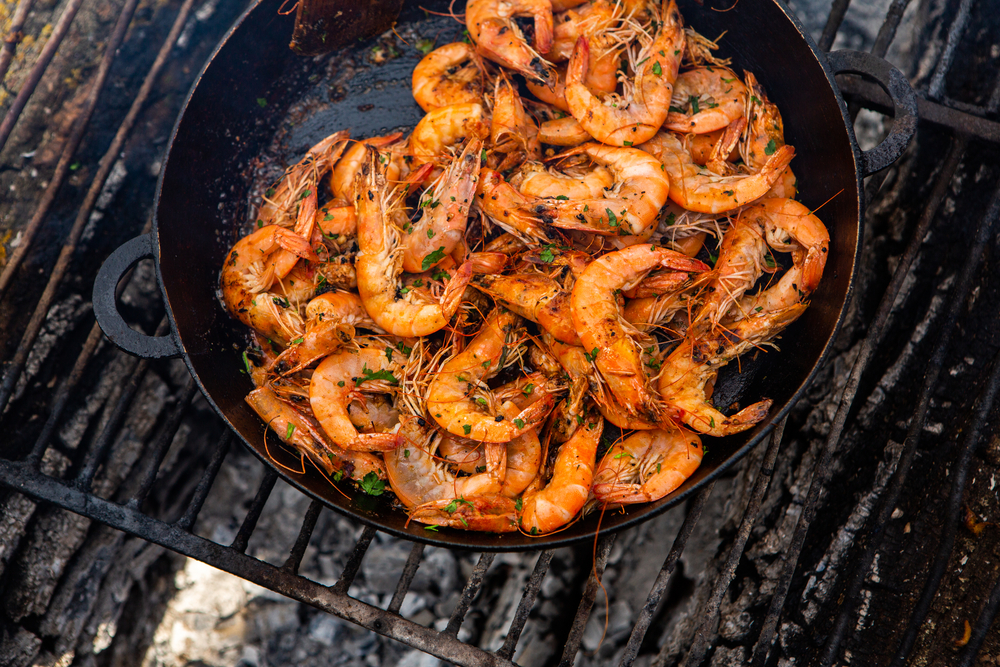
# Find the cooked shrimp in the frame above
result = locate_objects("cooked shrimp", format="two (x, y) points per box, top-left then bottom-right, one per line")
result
(268, 291), (380, 376)
(640, 130), (794, 214)
(309, 345), (404, 451)
(692, 213), (769, 329)
(663, 67), (747, 134)
(509, 159), (613, 199)
(564, 0), (684, 146)
(401, 139), (481, 273)
(385, 420), (506, 507)
(592, 427), (702, 504)
(466, 0), (557, 87)
(220, 224), (320, 345)
(330, 132), (404, 202)
(527, 31), (620, 111)
(354, 149), (473, 337)
(259, 130), (350, 227)
(409, 103), (490, 167)
(426, 309), (556, 442)
(658, 303), (807, 436)
(247, 386), (386, 482)
(519, 404), (602, 533)
(571, 243), (708, 424)
(476, 168), (554, 242)
(412, 42), (486, 112)
(730, 198), (830, 318)
(741, 71), (797, 199)
(538, 115), (593, 146)
(490, 76), (542, 172)
(471, 272), (580, 345)
(532, 143), (670, 236)
(408, 495), (519, 532)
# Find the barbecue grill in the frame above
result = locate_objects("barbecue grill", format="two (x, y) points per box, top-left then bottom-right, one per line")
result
(1, 0), (999, 665)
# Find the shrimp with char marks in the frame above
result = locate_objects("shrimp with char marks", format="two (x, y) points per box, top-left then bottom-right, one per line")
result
(663, 67), (747, 134)
(640, 129), (794, 214)
(426, 309), (556, 442)
(354, 148), (473, 337)
(465, 0), (557, 88)
(411, 42), (487, 112)
(571, 243), (708, 425)
(563, 0), (684, 146)
(531, 143), (670, 236)
(658, 303), (807, 436)
(401, 139), (482, 274)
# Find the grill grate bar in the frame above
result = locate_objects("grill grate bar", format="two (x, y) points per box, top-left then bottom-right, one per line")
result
(176, 430), (231, 531)
(26, 323), (104, 467)
(558, 534), (616, 667)
(281, 500), (323, 575)
(387, 542), (425, 615)
(232, 468), (280, 552)
(128, 379), (199, 509)
(0, 0), (199, 411)
(619, 483), (716, 667)
(0, 0), (87, 153)
(871, 0), (913, 58)
(497, 549), (555, 660)
(818, 179), (1000, 667)
(957, 566), (1000, 667)
(332, 526), (377, 594)
(927, 0), (975, 100)
(891, 346), (1000, 666)
(681, 420), (786, 667)
(0, 0), (140, 299)
(0, 0), (36, 85)
(0, 463), (516, 667)
(818, 0), (851, 52)
(445, 552), (496, 636)
(749, 135), (968, 667)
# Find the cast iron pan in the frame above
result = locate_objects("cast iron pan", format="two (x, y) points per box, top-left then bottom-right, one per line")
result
(93, 0), (917, 550)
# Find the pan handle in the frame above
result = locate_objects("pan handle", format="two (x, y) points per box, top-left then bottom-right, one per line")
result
(827, 50), (918, 177)
(93, 234), (182, 359)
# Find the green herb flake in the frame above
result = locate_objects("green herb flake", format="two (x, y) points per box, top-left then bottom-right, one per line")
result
(689, 95), (700, 115)
(424, 524), (440, 531)
(358, 364), (399, 386)
(416, 38), (435, 54)
(523, 383), (535, 395)
(404, 449), (410, 458)
(463, 424), (472, 435)
(431, 268), (451, 281)
(476, 397), (488, 407)
(385, 346), (393, 363)
(539, 247), (555, 263)
(333, 470), (344, 482)
(765, 138), (777, 155)
(515, 497), (523, 511)
(555, 194), (569, 200)
(70, 162), (81, 171)
(709, 416), (716, 428)
(421, 246), (447, 271)
(614, 451), (633, 460)
(256, 97), (268, 108)
(606, 208), (619, 227)
(285, 422), (296, 440)
(360, 472), (386, 496)
(652, 61), (663, 76)
(514, 418), (525, 429)
(337, 380), (346, 387)
(427, 228), (435, 238)
(242, 350), (253, 376)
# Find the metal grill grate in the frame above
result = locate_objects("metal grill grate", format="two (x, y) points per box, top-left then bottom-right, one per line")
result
(1, 0), (999, 665)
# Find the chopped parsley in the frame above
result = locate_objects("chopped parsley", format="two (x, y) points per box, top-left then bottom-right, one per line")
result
(357, 364), (399, 386)
(360, 472), (386, 496)
(285, 423), (296, 440)
(652, 61), (662, 76)
(421, 246), (447, 271)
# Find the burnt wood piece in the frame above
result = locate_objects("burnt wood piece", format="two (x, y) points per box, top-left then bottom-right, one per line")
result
(290, 0), (404, 56)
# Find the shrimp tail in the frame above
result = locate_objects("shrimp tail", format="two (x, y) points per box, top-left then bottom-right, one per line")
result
(441, 261), (474, 317)
(275, 228), (322, 263)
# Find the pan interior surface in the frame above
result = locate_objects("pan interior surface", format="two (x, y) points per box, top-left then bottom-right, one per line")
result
(156, 0), (860, 550)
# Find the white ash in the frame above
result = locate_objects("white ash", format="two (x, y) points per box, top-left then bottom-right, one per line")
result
(8, 294), (90, 405)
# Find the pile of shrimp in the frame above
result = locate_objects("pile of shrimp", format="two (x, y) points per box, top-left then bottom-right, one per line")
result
(219, 0), (830, 535)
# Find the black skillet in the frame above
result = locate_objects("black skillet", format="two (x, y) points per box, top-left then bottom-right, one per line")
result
(93, 0), (917, 551)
